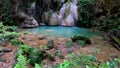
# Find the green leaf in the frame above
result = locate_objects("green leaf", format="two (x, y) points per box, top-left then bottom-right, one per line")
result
(34, 63), (40, 68)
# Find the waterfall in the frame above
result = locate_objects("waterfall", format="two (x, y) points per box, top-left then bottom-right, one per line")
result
(18, 0), (78, 27)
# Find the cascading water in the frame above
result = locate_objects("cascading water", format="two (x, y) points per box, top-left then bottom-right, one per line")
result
(18, 0), (78, 27)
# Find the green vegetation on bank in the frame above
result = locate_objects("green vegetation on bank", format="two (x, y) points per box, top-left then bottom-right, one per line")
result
(53, 54), (120, 68)
(77, 0), (120, 31)
(0, 22), (20, 45)
(0, 22), (119, 68)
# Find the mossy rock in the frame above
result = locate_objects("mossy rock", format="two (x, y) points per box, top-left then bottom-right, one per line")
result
(47, 40), (54, 49)
(71, 34), (91, 44)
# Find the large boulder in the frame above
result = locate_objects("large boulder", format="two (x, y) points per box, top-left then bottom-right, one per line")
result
(21, 17), (39, 28)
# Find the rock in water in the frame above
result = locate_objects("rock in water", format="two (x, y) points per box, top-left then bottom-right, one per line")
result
(47, 40), (54, 49)
(21, 17), (39, 28)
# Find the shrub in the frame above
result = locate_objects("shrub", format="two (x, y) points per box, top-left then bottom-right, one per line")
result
(53, 54), (97, 68)
(4, 32), (20, 41)
(3, 26), (18, 32)
(0, 22), (4, 28)
(53, 53), (120, 68)
(77, 0), (95, 28)
(0, 0), (15, 25)
(14, 53), (28, 68)
(34, 63), (40, 68)
(71, 34), (91, 44)
(0, 22), (19, 44)
(10, 39), (22, 45)
(28, 48), (43, 64)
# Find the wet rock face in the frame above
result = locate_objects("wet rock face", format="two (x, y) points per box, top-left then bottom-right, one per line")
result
(35, 0), (78, 26)
(18, 0), (78, 27)
(18, 1), (39, 28)
(60, 2), (78, 26)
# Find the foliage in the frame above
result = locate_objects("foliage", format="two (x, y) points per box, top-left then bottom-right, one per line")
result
(39, 45), (47, 51)
(34, 63), (40, 68)
(77, 0), (120, 31)
(0, 22), (4, 28)
(0, 22), (19, 44)
(77, 0), (95, 28)
(28, 48), (43, 64)
(17, 45), (32, 59)
(99, 58), (120, 68)
(53, 53), (120, 68)
(3, 26), (18, 32)
(53, 54), (97, 68)
(10, 39), (23, 45)
(14, 53), (28, 68)
(18, 45), (45, 65)
(4, 32), (20, 39)
(55, 50), (64, 59)
(71, 34), (91, 44)
(0, 0), (15, 25)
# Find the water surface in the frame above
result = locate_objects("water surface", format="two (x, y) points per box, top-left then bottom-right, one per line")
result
(22, 26), (102, 38)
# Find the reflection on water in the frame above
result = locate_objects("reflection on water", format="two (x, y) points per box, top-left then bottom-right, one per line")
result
(22, 26), (102, 38)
